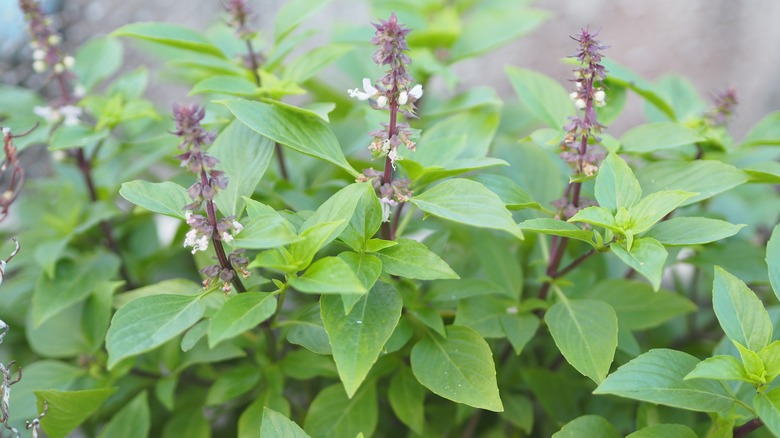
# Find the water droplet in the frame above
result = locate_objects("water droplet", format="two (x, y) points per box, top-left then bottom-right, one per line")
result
(356, 320), (363, 324)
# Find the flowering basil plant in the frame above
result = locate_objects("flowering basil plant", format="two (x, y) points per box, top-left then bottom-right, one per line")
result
(0, 0), (779, 437)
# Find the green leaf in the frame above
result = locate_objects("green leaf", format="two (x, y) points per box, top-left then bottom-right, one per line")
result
(583, 279), (696, 330)
(626, 424), (698, 438)
(49, 124), (109, 150)
(72, 37), (123, 91)
(162, 408), (211, 438)
(261, 408), (311, 438)
(594, 349), (737, 412)
(603, 59), (676, 120)
(112, 22), (225, 57)
(222, 99), (358, 177)
(210, 119), (274, 217)
(376, 238), (458, 280)
(712, 266), (772, 351)
(106, 294), (206, 369)
(233, 199), (299, 249)
(611, 237), (668, 291)
(741, 110), (780, 147)
(97, 391), (150, 438)
(684, 355), (749, 382)
(411, 179), (523, 239)
(644, 217), (745, 246)
(755, 389), (780, 437)
(284, 44), (352, 83)
(289, 221), (345, 271)
(768, 224), (780, 301)
(208, 292), (277, 347)
(470, 174), (542, 210)
(286, 305), (331, 355)
(337, 252), (382, 314)
(120, 180), (191, 219)
(455, 296), (515, 338)
(275, 0), (331, 42)
(518, 218), (595, 247)
(545, 298), (617, 384)
(450, 7), (548, 61)
(501, 393), (534, 433)
(388, 367), (425, 435)
(190, 75), (258, 97)
(290, 256), (367, 295)
(339, 184), (382, 252)
(303, 383), (377, 438)
(36, 388), (116, 438)
(743, 161), (780, 184)
(628, 190), (697, 234)
(568, 206), (619, 232)
(620, 122), (705, 153)
(506, 66), (575, 129)
(411, 325), (503, 412)
(321, 282), (402, 397)
(206, 365), (261, 405)
(595, 153), (643, 211)
(635, 160), (748, 207)
(33, 253), (120, 326)
(553, 415), (620, 438)
(500, 314), (540, 356)
(410, 307), (446, 338)
(112, 278), (201, 308)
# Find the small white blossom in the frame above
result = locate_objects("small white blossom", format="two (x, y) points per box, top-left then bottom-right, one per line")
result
(348, 77), (379, 101)
(2, 127), (10, 136)
(53, 63), (64, 74)
(59, 105), (82, 126)
(185, 210), (195, 225)
(379, 197), (398, 222)
(32, 60), (47, 73)
(33, 106), (55, 122)
(575, 98), (586, 110)
(409, 84), (423, 100)
(231, 220), (244, 234)
(380, 139), (391, 154)
(221, 231), (234, 242)
(398, 91), (409, 105)
(62, 56), (75, 69)
(506, 306), (518, 315)
(569, 91), (579, 101)
(73, 84), (86, 98)
(376, 95), (388, 108)
(47, 34), (61, 46)
(388, 147), (401, 169)
(184, 229), (209, 254)
(593, 89), (606, 107)
(32, 49), (46, 61)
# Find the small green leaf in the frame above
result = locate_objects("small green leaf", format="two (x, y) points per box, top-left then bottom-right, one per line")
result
(206, 365), (261, 405)
(286, 305), (331, 355)
(73, 37), (124, 91)
(470, 174), (542, 210)
(595, 153), (643, 211)
(210, 120), (274, 217)
(620, 122), (705, 153)
(33, 253), (120, 327)
(376, 238), (458, 280)
(545, 298), (617, 384)
(644, 217), (745, 246)
(500, 314), (540, 356)
(106, 294), (206, 369)
(755, 389), (780, 437)
(595, 349), (737, 412)
(603, 59), (676, 120)
(506, 66), (574, 129)
(261, 408), (311, 438)
(411, 178), (523, 239)
(626, 424), (698, 438)
(49, 124), (109, 150)
(96, 391), (150, 438)
(553, 415), (620, 438)
(628, 190), (697, 234)
(337, 252), (382, 314)
(411, 325), (503, 412)
(388, 367), (425, 435)
(274, 0), (331, 42)
(190, 75), (258, 97)
(760, 340), (780, 382)
(713, 266), (772, 351)
(222, 99), (358, 177)
(120, 180), (191, 219)
(450, 7), (548, 61)
(611, 237), (668, 291)
(321, 282), (402, 397)
(303, 383), (377, 438)
(635, 160), (748, 207)
(208, 292), (277, 347)
(518, 218), (595, 247)
(768, 224), (780, 301)
(289, 221), (345, 271)
(233, 200), (299, 249)
(290, 256), (367, 295)
(684, 355), (748, 382)
(112, 22), (225, 57)
(284, 44), (352, 83)
(741, 110), (780, 147)
(36, 388), (116, 438)
(568, 206), (619, 232)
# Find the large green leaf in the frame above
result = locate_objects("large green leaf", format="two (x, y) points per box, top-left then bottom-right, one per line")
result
(96, 391), (150, 438)
(376, 238), (458, 280)
(119, 180), (191, 219)
(35, 388), (116, 438)
(411, 178), (523, 239)
(274, 0), (331, 42)
(285, 305), (331, 355)
(553, 415), (620, 438)
(741, 110), (780, 147)
(222, 99), (358, 177)
(411, 325), (503, 412)
(208, 292), (277, 347)
(106, 294), (206, 369)
(321, 282), (402, 397)
(595, 154), (642, 211)
(635, 160), (748, 207)
(611, 237), (668, 291)
(506, 66), (574, 129)
(768, 224), (780, 301)
(470, 174), (542, 211)
(683, 355), (748, 382)
(387, 367), (425, 435)
(755, 389), (780, 437)
(594, 349), (737, 412)
(584, 279), (696, 330)
(284, 44), (352, 83)
(112, 22), (226, 58)
(337, 252), (382, 313)
(73, 37), (124, 91)
(545, 298), (617, 384)
(303, 383), (377, 438)
(261, 408), (311, 438)
(644, 217), (745, 246)
(210, 120), (274, 217)
(620, 122), (705, 153)
(32, 253), (120, 326)
(290, 256), (367, 295)
(450, 7), (548, 61)
(8, 361), (84, 431)
(712, 266), (772, 351)
(626, 424), (698, 438)
(627, 190), (697, 234)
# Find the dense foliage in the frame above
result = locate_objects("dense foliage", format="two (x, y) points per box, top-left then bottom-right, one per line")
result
(1, 0), (780, 436)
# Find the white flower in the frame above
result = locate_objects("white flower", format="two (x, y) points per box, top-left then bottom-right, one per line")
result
(62, 56), (75, 69)
(59, 105), (82, 126)
(32, 60), (47, 73)
(398, 91), (409, 106)
(185, 210), (195, 225)
(409, 84), (423, 99)
(569, 91), (579, 101)
(53, 63), (64, 74)
(231, 220), (243, 234)
(73, 84), (86, 98)
(388, 147), (401, 169)
(184, 229), (209, 254)
(47, 34), (61, 46)
(33, 106), (55, 122)
(2, 127), (10, 136)
(376, 95), (388, 108)
(32, 49), (46, 61)
(379, 197), (398, 222)
(593, 89), (606, 107)
(575, 98), (586, 110)
(221, 232), (234, 242)
(380, 139), (391, 154)
(348, 78), (379, 101)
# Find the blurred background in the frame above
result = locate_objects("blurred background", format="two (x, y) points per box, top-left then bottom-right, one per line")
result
(2, 0), (779, 139)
